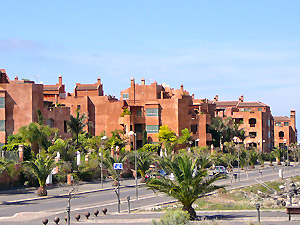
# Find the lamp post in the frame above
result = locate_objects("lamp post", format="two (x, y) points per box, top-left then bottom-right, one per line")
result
(233, 137), (240, 182)
(128, 131), (138, 200)
(255, 203), (261, 223)
(100, 136), (107, 189)
(284, 139), (289, 167)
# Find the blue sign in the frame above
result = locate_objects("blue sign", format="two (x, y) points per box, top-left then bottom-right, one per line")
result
(113, 163), (123, 170)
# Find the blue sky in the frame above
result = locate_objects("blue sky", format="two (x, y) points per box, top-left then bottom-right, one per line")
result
(1, 1), (300, 131)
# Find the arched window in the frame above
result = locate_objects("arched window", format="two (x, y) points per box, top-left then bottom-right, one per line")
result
(249, 118), (256, 127)
(279, 131), (284, 139)
(46, 118), (54, 128)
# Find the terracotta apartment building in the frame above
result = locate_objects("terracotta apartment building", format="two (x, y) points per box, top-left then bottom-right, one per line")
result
(0, 68), (297, 152)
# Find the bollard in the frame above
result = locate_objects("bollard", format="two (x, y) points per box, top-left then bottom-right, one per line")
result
(85, 211), (90, 219)
(255, 203), (261, 223)
(127, 196), (131, 213)
(54, 217), (60, 225)
(42, 218), (48, 225)
(102, 208), (107, 215)
(75, 214), (80, 221)
(94, 209), (99, 217)
(64, 216), (67, 223)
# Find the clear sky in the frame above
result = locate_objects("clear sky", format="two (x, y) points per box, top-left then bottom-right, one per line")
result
(1, 1), (300, 132)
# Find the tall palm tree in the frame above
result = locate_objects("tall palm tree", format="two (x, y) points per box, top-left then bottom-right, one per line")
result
(67, 109), (88, 148)
(147, 154), (223, 220)
(23, 152), (55, 196)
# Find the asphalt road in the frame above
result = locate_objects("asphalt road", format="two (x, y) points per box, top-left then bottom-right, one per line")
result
(1, 164), (300, 225)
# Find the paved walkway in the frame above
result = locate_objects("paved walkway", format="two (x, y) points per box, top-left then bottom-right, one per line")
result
(0, 178), (144, 205)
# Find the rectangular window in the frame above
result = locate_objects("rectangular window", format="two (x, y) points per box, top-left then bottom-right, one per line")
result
(249, 132), (257, 138)
(0, 97), (5, 108)
(268, 131), (271, 138)
(136, 109), (142, 117)
(0, 120), (5, 131)
(146, 125), (159, 133)
(275, 122), (281, 126)
(123, 93), (129, 100)
(240, 108), (251, 112)
(77, 105), (81, 110)
(135, 124), (143, 133)
(258, 108), (262, 111)
(191, 125), (198, 134)
(284, 122), (289, 126)
(64, 121), (68, 133)
(146, 108), (159, 116)
(268, 120), (270, 127)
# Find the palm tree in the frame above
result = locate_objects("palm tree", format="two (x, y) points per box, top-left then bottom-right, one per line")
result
(178, 128), (193, 147)
(67, 109), (88, 148)
(272, 146), (285, 165)
(23, 152), (55, 196)
(19, 122), (54, 154)
(211, 117), (233, 150)
(248, 150), (258, 169)
(147, 154), (223, 220)
(129, 150), (154, 183)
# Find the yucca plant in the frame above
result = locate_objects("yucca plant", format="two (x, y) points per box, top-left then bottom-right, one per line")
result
(23, 152), (55, 196)
(147, 153), (223, 220)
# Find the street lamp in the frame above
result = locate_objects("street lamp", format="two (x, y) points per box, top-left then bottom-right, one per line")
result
(233, 137), (240, 182)
(284, 139), (289, 166)
(128, 131), (138, 200)
(100, 136), (107, 188)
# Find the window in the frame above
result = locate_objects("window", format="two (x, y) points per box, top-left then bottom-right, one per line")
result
(46, 118), (54, 128)
(284, 122), (289, 126)
(0, 97), (4, 108)
(146, 108), (159, 116)
(279, 131), (284, 139)
(136, 109), (142, 117)
(146, 125), (159, 133)
(123, 93), (129, 100)
(249, 132), (257, 138)
(0, 120), (5, 131)
(77, 105), (81, 110)
(258, 108), (262, 111)
(249, 118), (256, 127)
(275, 122), (281, 126)
(268, 131), (271, 138)
(240, 108), (251, 112)
(135, 124), (143, 133)
(191, 124), (198, 134)
(268, 120), (270, 127)
(64, 121), (68, 133)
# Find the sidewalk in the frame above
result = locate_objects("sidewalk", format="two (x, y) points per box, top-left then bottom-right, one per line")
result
(0, 178), (144, 205)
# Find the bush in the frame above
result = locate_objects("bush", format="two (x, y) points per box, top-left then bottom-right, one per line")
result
(78, 171), (94, 181)
(152, 209), (190, 225)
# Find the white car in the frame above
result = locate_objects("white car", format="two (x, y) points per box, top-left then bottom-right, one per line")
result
(213, 166), (228, 175)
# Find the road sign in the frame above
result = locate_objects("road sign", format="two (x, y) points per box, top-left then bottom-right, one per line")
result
(114, 163), (123, 170)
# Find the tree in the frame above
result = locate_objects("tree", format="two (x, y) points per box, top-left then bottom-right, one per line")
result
(103, 152), (127, 186)
(272, 146), (285, 165)
(129, 150), (154, 183)
(107, 129), (127, 149)
(23, 152), (55, 196)
(211, 117), (234, 150)
(67, 109), (88, 148)
(157, 125), (177, 154)
(178, 128), (192, 146)
(19, 122), (55, 154)
(248, 150), (258, 169)
(147, 153), (223, 220)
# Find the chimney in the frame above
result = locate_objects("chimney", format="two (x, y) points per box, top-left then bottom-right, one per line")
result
(97, 77), (101, 84)
(141, 78), (145, 85)
(290, 109), (296, 130)
(214, 95), (219, 102)
(239, 95), (244, 102)
(131, 77), (135, 87)
(15, 76), (18, 81)
(180, 84), (184, 91)
(192, 93), (194, 99)
(59, 75), (62, 86)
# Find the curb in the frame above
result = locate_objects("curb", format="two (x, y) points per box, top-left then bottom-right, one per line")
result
(0, 183), (146, 206)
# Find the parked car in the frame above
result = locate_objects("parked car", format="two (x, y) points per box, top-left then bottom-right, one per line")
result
(145, 169), (168, 180)
(213, 166), (228, 175)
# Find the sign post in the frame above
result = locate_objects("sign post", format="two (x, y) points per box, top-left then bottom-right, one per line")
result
(114, 163), (123, 213)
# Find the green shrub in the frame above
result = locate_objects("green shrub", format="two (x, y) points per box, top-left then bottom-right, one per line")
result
(120, 108), (131, 117)
(152, 209), (190, 225)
